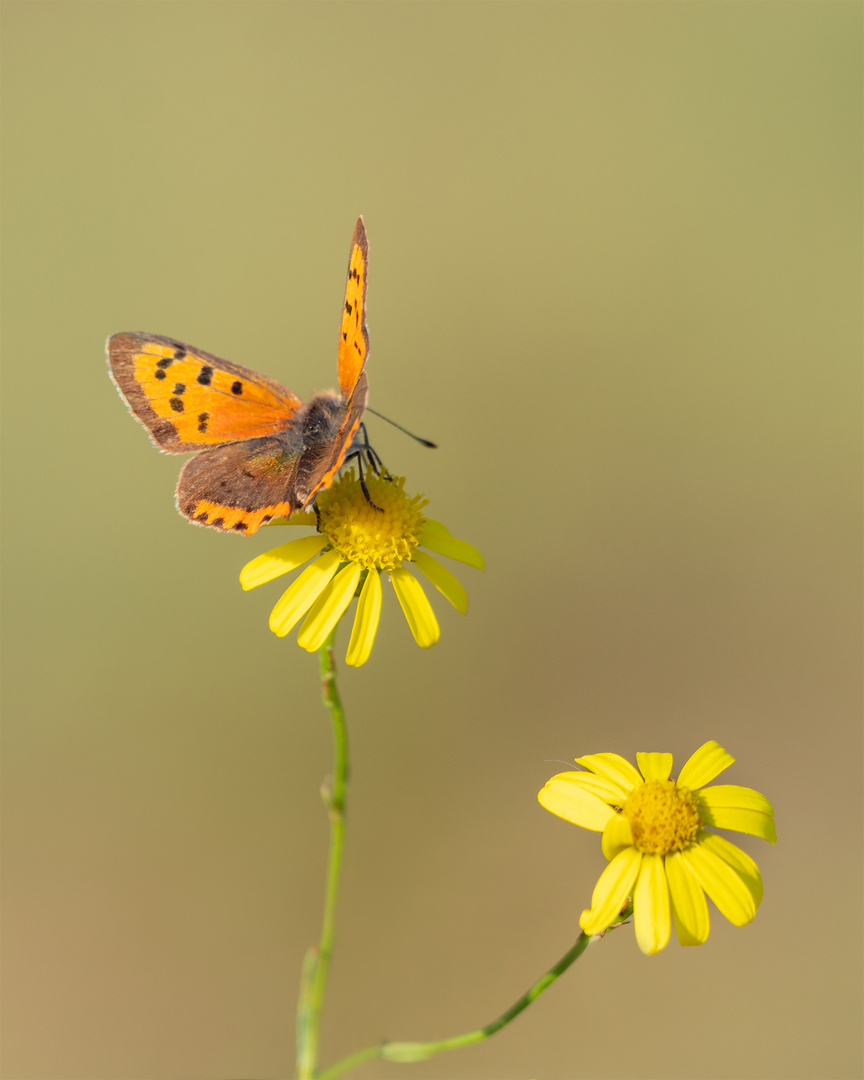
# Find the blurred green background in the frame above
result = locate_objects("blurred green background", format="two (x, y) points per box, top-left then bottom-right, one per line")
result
(2, 3), (860, 1078)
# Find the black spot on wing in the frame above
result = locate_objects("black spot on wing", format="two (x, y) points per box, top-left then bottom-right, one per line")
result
(170, 397), (184, 413)
(157, 357), (173, 369)
(154, 369), (167, 380)
(173, 383), (186, 395)
(197, 366), (213, 386)
(231, 380), (243, 395)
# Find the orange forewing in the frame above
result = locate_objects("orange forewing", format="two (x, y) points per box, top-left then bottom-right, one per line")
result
(109, 332), (302, 452)
(337, 218), (370, 399)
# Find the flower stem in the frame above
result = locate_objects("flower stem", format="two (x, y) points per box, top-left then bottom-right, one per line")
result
(296, 632), (349, 1080)
(316, 911), (631, 1080)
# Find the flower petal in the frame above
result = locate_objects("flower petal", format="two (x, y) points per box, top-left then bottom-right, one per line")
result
(601, 812), (634, 860)
(268, 550), (341, 637)
(262, 510), (316, 528)
(580, 846), (642, 935)
(549, 771), (630, 806)
(680, 841), (756, 926)
(636, 752), (673, 782)
(698, 786), (775, 844)
(574, 753), (643, 793)
(698, 804), (777, 844)
(390, 566), (440, 647)
(539, 779), (616, 832)
(698, 784), (774, 816)
(633, 853), (671, 955)
(419, 518), (484, 570)
(410, 549), (468, 614)
(297, 562), (362, 652)
(665, 851), (710, 946)
(697, 832), (763, 908)
(239, 535), (328, 590)
(346, 569), (382, 668)
(677, 740), (735, 790)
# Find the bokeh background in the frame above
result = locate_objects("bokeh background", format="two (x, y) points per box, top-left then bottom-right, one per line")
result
(2, 4), (861, 1079)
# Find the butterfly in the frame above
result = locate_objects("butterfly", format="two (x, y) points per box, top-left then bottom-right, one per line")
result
(108, 217), (371, 535)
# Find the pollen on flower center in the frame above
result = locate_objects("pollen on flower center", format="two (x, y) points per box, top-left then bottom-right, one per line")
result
(623, 780), (702, 855)
(316, 471), (428, 572)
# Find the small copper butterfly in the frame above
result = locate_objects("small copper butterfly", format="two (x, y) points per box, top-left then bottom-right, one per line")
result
(108, 217), (370, 535)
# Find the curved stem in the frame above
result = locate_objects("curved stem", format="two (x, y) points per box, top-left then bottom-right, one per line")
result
(296, 632), (349, 1080)
(316, 910), (630, 1080)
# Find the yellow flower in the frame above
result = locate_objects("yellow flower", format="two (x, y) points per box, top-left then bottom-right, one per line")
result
(239, 471), (483, 667)
(538, 740), (776, 955)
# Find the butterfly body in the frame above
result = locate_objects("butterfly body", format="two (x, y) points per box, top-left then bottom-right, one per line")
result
(108, 218), (370, 535)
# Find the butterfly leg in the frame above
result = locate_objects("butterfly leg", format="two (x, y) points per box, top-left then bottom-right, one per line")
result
(365, 444), (386, 479)
(354, 423), (383, 475)
(356, 422), (392, 484)
(357, 455), (384, 512)
(343, 447), (384, 512)
(368, 450), (394, 484)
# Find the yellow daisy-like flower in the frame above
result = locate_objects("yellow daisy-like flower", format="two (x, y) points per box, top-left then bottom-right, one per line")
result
(538, 740), (776, 955)
(239, 470), (483, 667)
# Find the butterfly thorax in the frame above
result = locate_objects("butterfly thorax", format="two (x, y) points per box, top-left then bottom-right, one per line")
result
(294, 391), (353, 507)
(298, 391), (344, 445)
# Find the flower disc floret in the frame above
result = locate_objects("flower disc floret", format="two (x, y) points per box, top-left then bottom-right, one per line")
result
(317, 472), (426, 571)
(624, 780), (702, 855)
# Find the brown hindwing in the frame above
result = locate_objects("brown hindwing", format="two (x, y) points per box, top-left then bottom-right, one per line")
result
(176, 435), (303, 534)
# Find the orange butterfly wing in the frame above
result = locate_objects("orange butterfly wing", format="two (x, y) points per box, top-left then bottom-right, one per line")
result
(108, 332), (303, 452)
(337, 217), (370, 402)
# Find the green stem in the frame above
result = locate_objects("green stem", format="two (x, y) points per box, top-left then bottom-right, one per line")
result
(296, 632), (349, 1080)
(316, 910), (631, 1080)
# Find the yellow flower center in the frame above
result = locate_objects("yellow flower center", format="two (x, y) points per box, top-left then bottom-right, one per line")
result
(316, 471), (428, 572)
(623, 780), (702, 854)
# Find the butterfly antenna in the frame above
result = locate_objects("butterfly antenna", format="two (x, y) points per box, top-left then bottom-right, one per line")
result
(366, 408), (437, 448)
